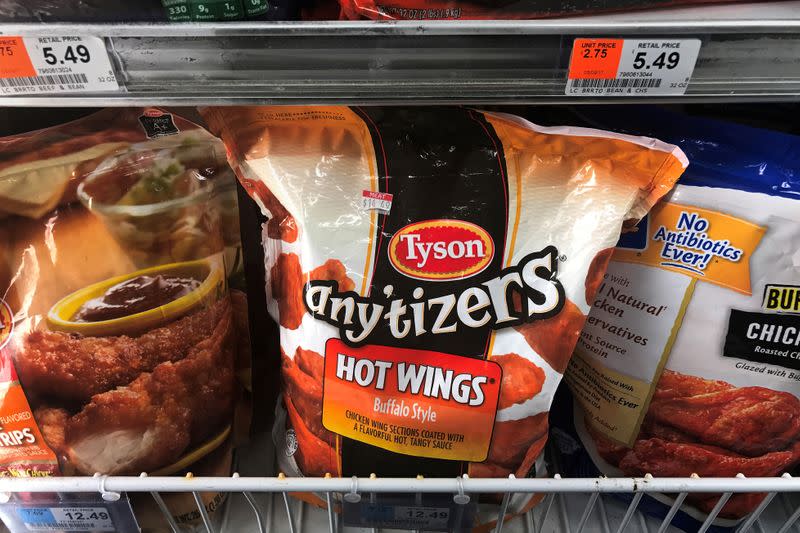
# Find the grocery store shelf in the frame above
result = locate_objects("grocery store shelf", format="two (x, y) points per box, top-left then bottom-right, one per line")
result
(1, 1), (799, 105)
(3, 474), (800, 532)
(4, 474), (800, 494)
(2, 433), (799, 532)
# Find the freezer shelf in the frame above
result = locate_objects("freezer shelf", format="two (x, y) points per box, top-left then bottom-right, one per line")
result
(222, 487), (800, 532)
(3, 471), (800, 532)
(1, 434), (799, 531)
(0, 1), (799, 105)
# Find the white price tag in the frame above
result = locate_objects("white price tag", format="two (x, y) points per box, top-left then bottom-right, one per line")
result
(566, 38), (701, 96)
(18, 507), (114, 531)
(0, 36), (119, 95)
(362, 190), (393, 213)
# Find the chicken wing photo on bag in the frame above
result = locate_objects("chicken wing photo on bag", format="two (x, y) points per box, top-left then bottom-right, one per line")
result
(295, 347), (324, 382)
(281, 349), (335, 446)
(584, 247), (614, 305)
(271, 254), (307, 330)
(487, 412), (549, 469)
(271, 253), (356, 330)
(284, 395), (338, 477)
(247, 178), (300, 243)
(494, 353), (545, 410)
(514, 298), (585, 373)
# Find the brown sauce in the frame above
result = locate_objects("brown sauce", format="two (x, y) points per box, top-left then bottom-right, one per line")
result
(74, 275), (201, 322)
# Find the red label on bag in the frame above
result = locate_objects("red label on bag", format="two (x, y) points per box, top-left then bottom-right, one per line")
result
(362, 190), (394, 212)
(388, 220), (495, 281)
(322, 339), (502, 461)
(568, 39), (624, 79)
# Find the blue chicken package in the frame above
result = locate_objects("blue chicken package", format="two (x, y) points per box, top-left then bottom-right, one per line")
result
(553, 106), (800, 533)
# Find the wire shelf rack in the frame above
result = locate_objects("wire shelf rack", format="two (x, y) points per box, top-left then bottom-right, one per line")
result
(0, 430), (796, 532)
(1, 434), (799, 533)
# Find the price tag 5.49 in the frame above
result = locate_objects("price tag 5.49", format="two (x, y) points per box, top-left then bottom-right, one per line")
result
(0, 36), (119, 95)
(566, 38), (701, 96)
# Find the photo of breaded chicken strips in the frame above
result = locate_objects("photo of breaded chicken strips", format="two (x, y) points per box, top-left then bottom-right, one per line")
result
(16, 299), (228, 405)
(33, 406), (70, 459)
(61, 306), (234, 475)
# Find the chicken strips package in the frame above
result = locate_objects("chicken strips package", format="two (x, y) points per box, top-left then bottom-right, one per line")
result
(203, 105), (686, 526)
(552, 107), (800, 531)
(0, 108), (250, 530)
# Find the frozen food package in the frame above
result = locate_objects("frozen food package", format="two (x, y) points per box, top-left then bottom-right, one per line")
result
(338, 0), (745, 20)
(553, 106), (800, 531)
(202, 105), (686, 526)
(0, 108), (250, 529)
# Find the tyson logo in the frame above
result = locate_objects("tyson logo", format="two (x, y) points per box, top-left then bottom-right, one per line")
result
(388, 220), (495, 281)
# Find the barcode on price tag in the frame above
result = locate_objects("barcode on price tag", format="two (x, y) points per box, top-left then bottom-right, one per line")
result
(566, 38), (701, 96)
(0, 36), (119, 95)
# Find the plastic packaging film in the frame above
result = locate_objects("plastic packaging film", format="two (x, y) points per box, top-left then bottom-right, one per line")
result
(554, 106), (800, 532)
(0, 107), (254, 529)
(202, 105), (687, 528)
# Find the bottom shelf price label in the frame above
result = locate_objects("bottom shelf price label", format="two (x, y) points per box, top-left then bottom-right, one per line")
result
(342, 494), (476, 532)
(566, 38), (701, 96)
(0, 495), (139, 533)
(18, 507), (114, 531)
(393, 505), (450, 529)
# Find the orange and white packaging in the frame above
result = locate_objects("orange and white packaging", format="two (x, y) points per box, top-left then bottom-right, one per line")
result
(202, 105), (686, 527)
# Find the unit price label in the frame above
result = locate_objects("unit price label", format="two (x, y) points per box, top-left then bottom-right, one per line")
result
(566, 38), (701, 96)
(342, 495), (476, 532)
(393, 506), (450, 529)
(0, 496), (139, 533)
(17, 507), (114, 531)
(0, 36), (119, 95)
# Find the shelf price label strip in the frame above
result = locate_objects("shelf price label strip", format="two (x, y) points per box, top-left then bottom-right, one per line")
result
(0, 497), (139, 533)
(0, 36), (119, 96)
(566, 38), (701, 97)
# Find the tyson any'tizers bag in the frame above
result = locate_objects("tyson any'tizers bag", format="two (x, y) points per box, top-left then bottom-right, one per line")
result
(203, 106), (685, 525)
(556, 107), (800, 532)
